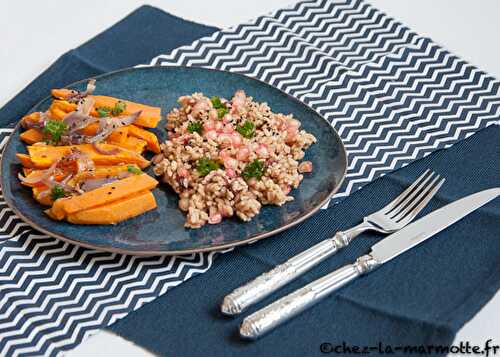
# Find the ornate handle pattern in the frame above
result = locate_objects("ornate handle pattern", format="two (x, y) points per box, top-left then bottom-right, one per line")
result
(221, 221), (373, 315)
(221, 239), (336, 315)
(240, 254), (380, 339)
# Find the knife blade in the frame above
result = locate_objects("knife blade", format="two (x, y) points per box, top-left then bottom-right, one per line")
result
(370, 187), (500, 264)
(240, 188), (500, 339)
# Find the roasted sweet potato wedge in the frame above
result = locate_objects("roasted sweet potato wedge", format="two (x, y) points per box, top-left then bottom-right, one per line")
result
(92, 96), (161, 128)
(48, 173), (158, 220)
(27, 144), (150, 169)
(67, 190), (156, 224)
(127, 125), (161, 153)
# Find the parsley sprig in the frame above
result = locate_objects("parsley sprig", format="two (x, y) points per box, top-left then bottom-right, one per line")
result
(43, 120), (68, 144)
(96, 101), (127, 117)
(187, 121), (203, 134)
(236, 120), (255, 139)
(196, 157), (220, 177)
(50, 185), (69, 201)
(210, 96), (228, 119)
(127, 165), (142, 175)
(96, 108), (111, 118)
(242, 160), (265, 181)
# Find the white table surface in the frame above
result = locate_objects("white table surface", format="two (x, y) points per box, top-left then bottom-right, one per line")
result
(1, 1), (499, 356)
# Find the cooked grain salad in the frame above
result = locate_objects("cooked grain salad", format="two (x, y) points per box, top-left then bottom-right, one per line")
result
(153, 90), (316, 228)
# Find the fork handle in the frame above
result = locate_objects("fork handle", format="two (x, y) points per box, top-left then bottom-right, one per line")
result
(220, 223), (370, 315)
(240, 254), (380, 339)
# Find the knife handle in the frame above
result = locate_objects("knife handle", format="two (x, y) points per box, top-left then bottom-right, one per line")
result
(239, 254), (379, 340)
(221, 223), (372, 316)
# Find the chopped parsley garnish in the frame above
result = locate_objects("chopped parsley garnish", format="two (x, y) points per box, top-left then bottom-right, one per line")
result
(96, 107), (111, 117)
(236, 120), (255, 139)
(210, 96), (223, 108)
(211, 96), (228, 119)
(217, 107), (228, 119)
(127, 165), (142, 175)
(112, 101), (126, 116)
(96, 101), (127, 117)
(187, 121), (203, 134)
(50, 185), (68, 201)
(196, 157), (220, 177)
(43, 120), (68, 144)
(242, 160), (265, 181)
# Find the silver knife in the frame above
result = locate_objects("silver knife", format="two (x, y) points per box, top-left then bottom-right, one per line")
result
(222, 170), (442, 316)
(240, 187), (500, 339)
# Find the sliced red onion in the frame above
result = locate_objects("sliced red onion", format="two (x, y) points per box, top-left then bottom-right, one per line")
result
(65, 79), (97, 102)
(79, 177), (118, 192)
(118, 170), (133, 179)
(62, 97), (98, 133)
(60, 174), (73, 185)
(61, 111), (141, 145)
(36, 189), (51, 200)
(18, 160), (59, 184)
(26, 94), (94, 130)
(76, 96), (95, 116)
(63, 148), (95, 174)
(85, 79), (96, 95)
(21, 111), (50, 130)
(90, 111), (141, 143)
(92, 142), (120, 155)
(40, 176), (76, 193)
(60, 133), (91, 145)
(78, 169), (133, 192)
(36, 175), (75, 200)
(76, 154), (95, 174)
(63, 111), (99, 133)
(102, 110), (141, 128)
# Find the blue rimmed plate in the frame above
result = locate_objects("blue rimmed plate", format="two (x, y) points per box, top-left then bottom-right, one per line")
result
(0, 66), (347, 255)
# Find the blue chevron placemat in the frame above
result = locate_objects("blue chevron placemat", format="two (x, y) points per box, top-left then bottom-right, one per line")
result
(1, 0), (499, 356)
(146, 0), (499, 203)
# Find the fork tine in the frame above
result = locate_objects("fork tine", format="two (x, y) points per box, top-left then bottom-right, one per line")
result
(385, 170), (435, 216)
(387, 171), (437, 217)
(390, 175), (441, 221)
(381, 169), (433, 214)
(393, 176), (445, 223)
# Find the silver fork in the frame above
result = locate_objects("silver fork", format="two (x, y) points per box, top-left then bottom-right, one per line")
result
(221, 169), (445, 315)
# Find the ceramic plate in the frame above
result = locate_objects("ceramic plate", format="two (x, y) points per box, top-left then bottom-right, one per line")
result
(0, 66), (347, 255)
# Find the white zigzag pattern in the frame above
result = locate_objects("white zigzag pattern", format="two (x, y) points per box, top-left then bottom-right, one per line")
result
(150, 4), (499, 200)
(1, 0), (500, 355)
(6, 253), (216, 356)
(0, 241), (215, 356)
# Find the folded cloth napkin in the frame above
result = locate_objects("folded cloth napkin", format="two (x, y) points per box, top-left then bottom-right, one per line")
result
(109, 125), (500, 356)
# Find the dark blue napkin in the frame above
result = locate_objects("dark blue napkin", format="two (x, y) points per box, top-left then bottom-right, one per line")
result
(0, 5), (218, 127)
(108, 125), (499, 356)
(2, 5), (498, 356)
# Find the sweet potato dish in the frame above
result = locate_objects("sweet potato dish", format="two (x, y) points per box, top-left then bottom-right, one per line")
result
(16, 80), (160, 224)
